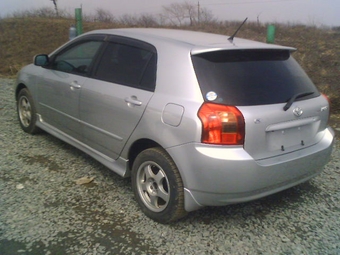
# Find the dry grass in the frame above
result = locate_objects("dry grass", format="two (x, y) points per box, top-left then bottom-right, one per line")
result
(0, 17), (119, 76)
(0, 17), (339, 113)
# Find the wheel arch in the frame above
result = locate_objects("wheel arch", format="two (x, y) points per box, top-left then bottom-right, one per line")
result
(15, 83), (28, 100)
(126, 138), (189, 188)
(127, 138), (161, 171)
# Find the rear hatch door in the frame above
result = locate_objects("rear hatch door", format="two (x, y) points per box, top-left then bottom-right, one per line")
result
(192, 49), (330, 160)
(239, 96), (329, 160)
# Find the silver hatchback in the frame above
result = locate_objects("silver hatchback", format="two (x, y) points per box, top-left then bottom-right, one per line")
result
(15, 28), (335, 223)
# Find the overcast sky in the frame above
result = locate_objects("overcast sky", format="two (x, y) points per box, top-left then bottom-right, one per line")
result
(0, 0), (339, 27)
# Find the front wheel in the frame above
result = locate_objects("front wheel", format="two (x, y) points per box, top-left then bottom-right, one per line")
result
(131, 147), (187, 223)
(17, 88), (40, 134)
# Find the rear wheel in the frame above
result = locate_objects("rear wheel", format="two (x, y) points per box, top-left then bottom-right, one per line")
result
(132, 147), (187, 223)
(17, 88), (40, 134)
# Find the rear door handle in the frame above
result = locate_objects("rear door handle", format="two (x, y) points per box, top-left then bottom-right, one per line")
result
(70, 81), (82, 90)
(125, 96), (142, 107)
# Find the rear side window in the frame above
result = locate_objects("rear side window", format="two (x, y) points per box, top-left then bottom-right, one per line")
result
(192, 50), (319, 106)
(94, 42), (157, 91)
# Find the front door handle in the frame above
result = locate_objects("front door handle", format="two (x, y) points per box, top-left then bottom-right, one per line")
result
(70, 81), (82, 90)
(125, 96), (142, 107)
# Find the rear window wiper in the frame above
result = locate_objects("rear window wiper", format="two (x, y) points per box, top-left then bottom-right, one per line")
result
(283, 91), (315, 111)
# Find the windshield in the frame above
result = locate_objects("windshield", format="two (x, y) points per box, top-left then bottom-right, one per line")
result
(192, 49), (319, 105)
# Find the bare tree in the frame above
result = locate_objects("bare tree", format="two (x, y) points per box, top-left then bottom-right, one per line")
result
(138, 14), (158, 27)
(118, 13), (158, 27)
(50, 0), (58, 16)
(162, 2), (193, 26)
(162, 1), (214, 26)
(94, 8), (115, 23)
(198, 7), (215, 24)
(119, 14), (138, 26)
(183, 1), (197, 25)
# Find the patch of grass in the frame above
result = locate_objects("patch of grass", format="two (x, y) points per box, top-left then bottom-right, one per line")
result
(0, 17), (118, 77)
(0, 17), (339, 112)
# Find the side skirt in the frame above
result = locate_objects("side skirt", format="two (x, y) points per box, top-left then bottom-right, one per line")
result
(36, 115), (130, 177)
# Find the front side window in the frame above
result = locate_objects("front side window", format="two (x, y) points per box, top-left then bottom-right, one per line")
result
(192, 50), (319, 106)
(94, 42), (157, 91)
(52, 41), (103, 75)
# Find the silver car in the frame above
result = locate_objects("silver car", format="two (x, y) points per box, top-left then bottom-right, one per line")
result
(15, 28), (335, 223)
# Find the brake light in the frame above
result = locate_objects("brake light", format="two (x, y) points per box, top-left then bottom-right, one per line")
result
(198, 102), (245, 145)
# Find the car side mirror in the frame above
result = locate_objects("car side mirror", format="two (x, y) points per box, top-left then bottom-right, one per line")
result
(34, 54), (49, 66)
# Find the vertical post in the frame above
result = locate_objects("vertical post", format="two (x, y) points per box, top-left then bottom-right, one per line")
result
(197, 1), (200, 24)
(267, 25), (276, 44)
(75, 8), (83, 36)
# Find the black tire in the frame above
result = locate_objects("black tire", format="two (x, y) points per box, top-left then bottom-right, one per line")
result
(131, 147), (187, 223)
(17, 88), (40, 134)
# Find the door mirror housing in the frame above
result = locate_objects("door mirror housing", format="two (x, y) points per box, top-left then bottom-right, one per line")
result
(34, 54), (49, 66)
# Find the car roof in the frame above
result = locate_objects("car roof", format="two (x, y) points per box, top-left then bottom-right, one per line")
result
(84, 28), (295, 54)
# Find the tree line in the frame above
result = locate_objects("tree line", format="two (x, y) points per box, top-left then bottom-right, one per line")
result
(4, 1), (215, 27)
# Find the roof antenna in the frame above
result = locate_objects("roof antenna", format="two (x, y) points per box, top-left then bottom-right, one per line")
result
(228, 17), (248, 43)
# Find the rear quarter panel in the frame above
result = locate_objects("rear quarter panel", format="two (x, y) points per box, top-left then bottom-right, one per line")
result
(121, 42), (204, 158)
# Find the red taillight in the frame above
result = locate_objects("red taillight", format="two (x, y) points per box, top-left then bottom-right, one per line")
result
(198, 102), (245, 145)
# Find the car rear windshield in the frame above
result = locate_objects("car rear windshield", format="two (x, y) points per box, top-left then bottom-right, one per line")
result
(192, 49), (319, 105)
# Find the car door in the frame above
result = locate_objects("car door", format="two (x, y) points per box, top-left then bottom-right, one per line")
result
(80, 39), (157, 159)
(37, 39), (104, 140)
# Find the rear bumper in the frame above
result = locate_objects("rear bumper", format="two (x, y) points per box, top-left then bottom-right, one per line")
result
(167, 127), (335, 212)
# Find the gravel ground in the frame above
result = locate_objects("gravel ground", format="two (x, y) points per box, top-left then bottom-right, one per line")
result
(1, 78), (339, 255)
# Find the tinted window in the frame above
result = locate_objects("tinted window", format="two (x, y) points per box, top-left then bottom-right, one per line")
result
(94, 42), (156, 91)
(53, 41), (103, 75)
(192, 50), (319, 106)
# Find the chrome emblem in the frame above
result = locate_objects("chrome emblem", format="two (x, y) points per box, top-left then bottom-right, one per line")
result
(206, 91), (217, 101)
(293, 107), (303, 117)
